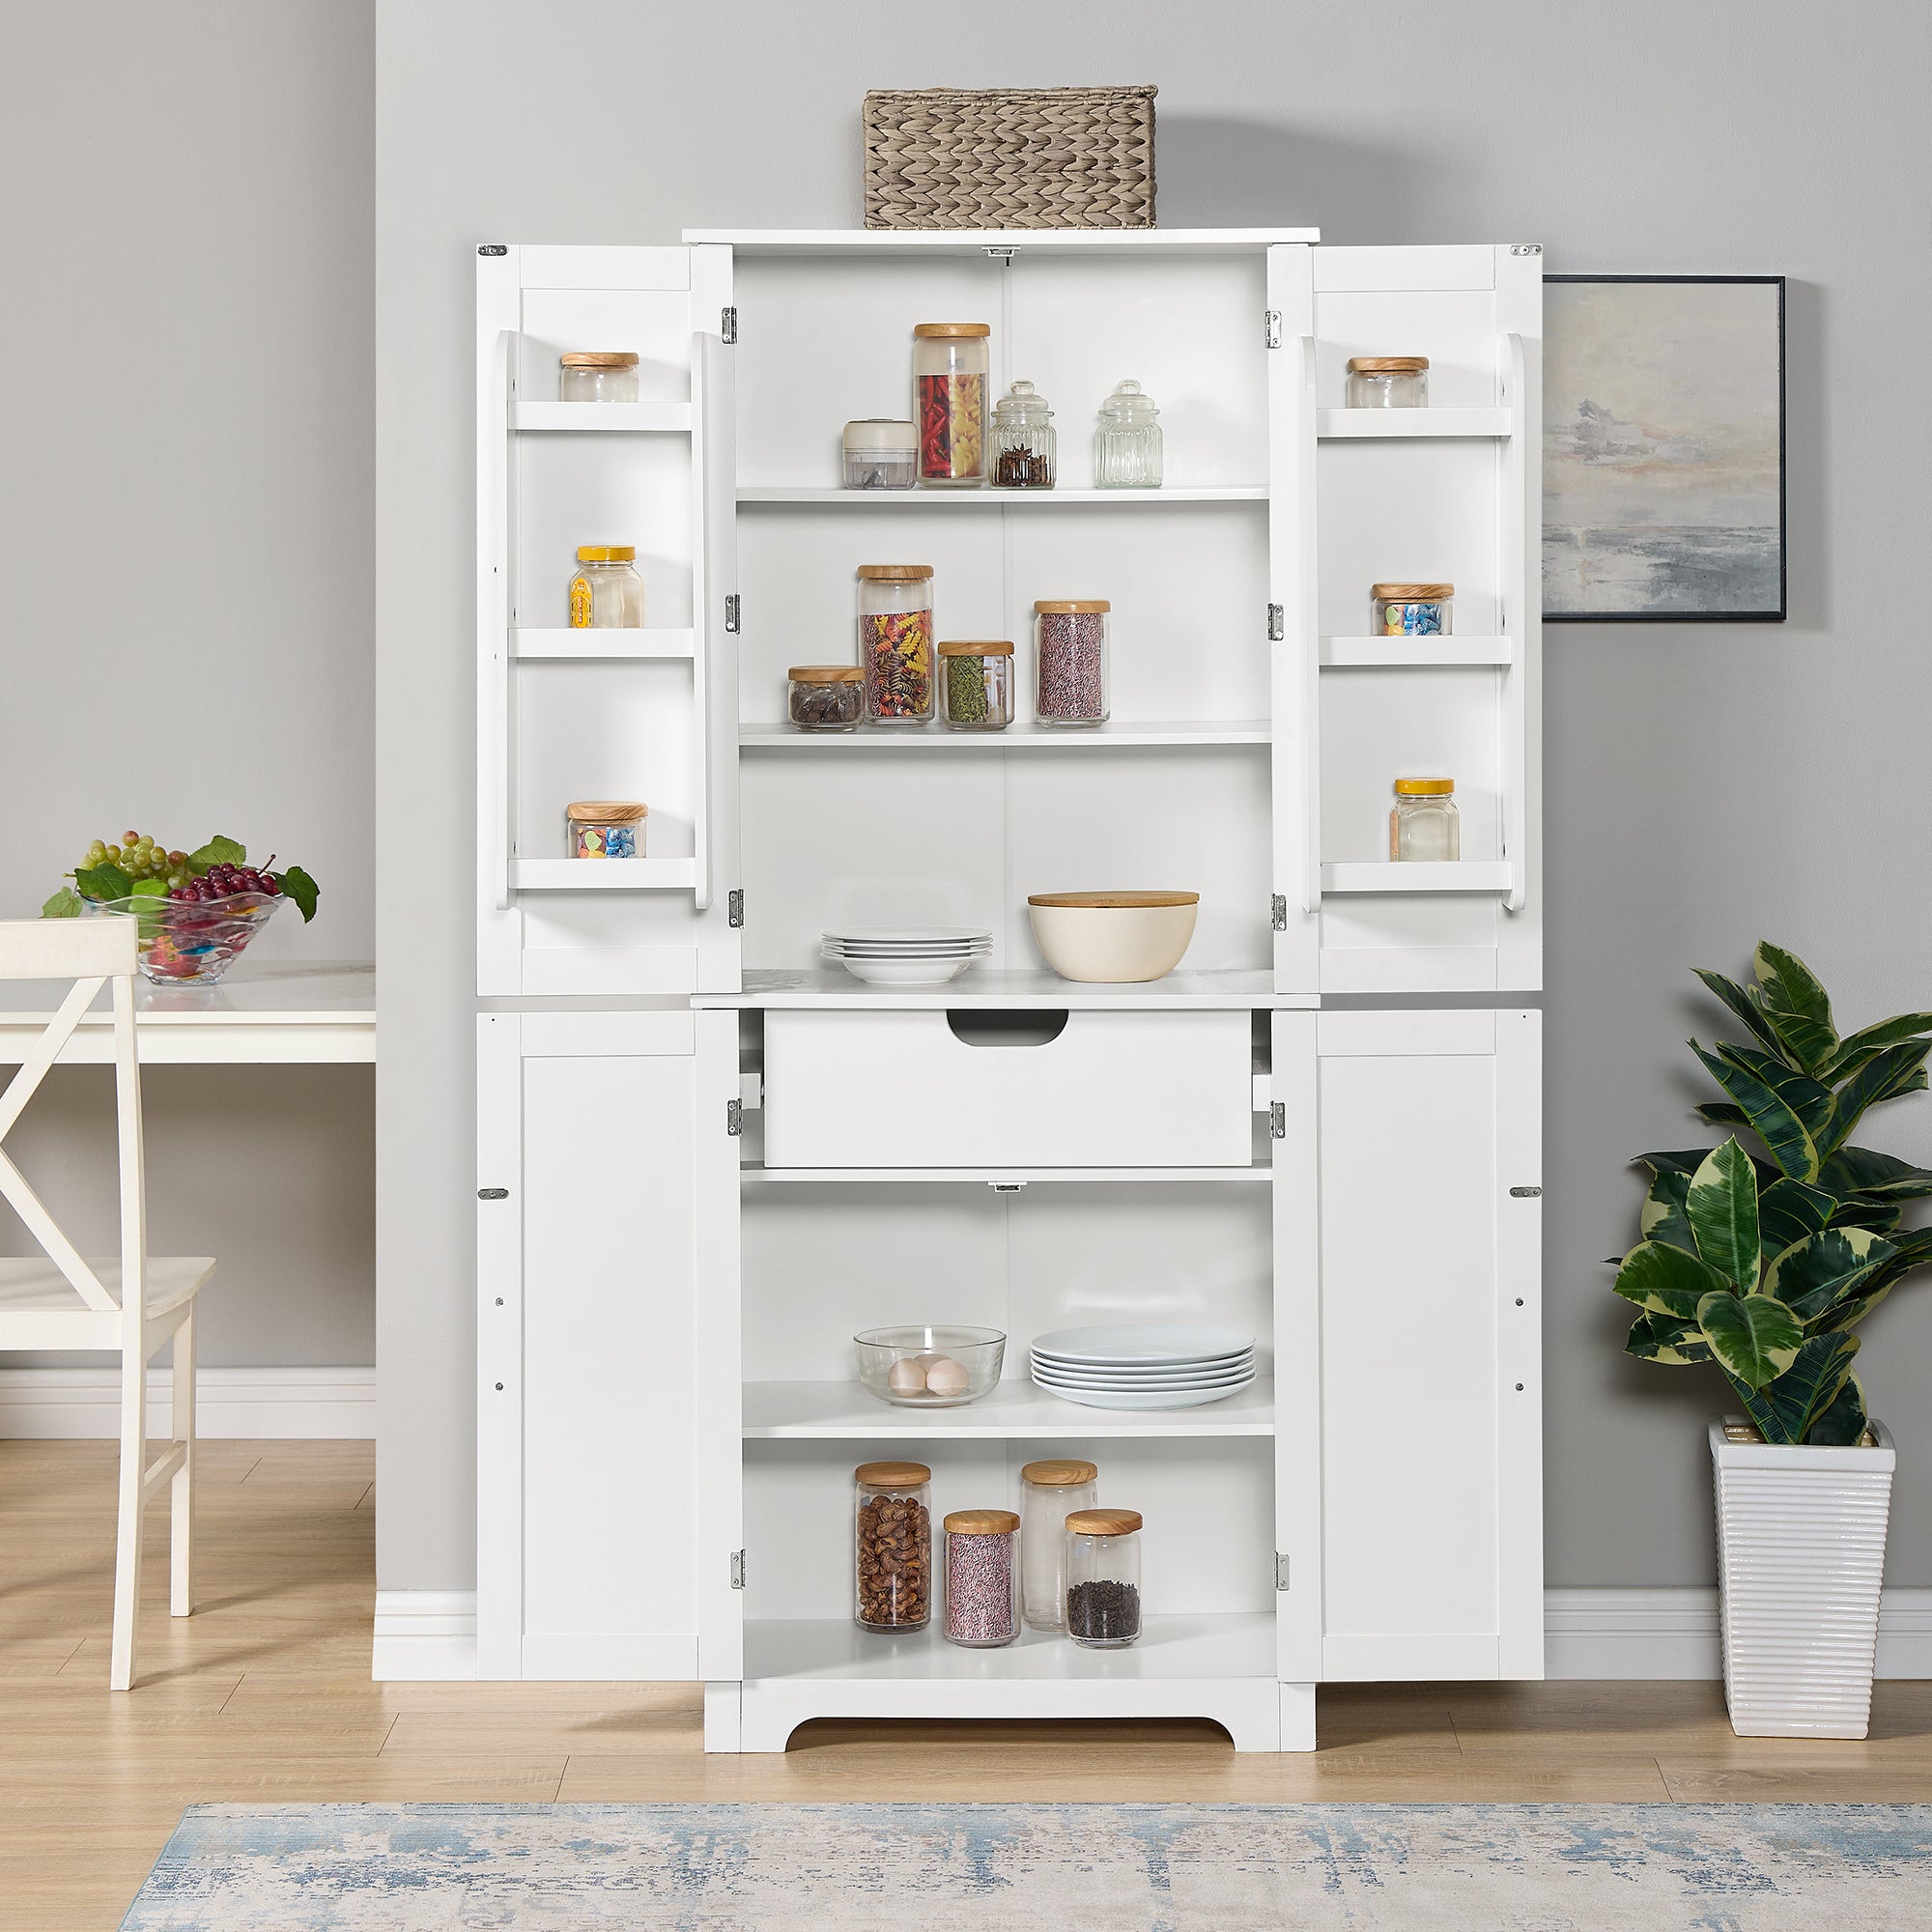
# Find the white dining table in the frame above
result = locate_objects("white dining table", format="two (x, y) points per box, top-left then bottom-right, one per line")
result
(0, 960), (375, 1065)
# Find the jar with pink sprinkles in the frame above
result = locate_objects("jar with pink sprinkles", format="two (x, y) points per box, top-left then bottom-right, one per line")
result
(942, 1509), (1020, 1648)
(1033, 599), (1110, 725)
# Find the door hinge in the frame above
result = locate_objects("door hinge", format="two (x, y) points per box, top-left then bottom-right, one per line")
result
(477, 243), (507, 257)
(1276, 1553), (1291, 1590)
(725, 1099), (743, 1137)
(1271, 893), (1288, 931)
(477, 1186), (509, 1201)
(727, 888), (744, 928)
(724, 593), (741, 634)
(1510, 1184), (1543, 1198)
(1267, 603), (1285, 641)
(1268, 1102), (1286, 1140)
(1511, 243), (1543, 256)
(721, 306), (738, 344)
(1264, 309), (1283, 349)
(729, 1549), (746, 1589)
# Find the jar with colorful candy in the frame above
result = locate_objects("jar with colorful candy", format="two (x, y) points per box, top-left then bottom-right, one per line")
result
(857, 563), (935, 724)
(913, 323), (990, 486)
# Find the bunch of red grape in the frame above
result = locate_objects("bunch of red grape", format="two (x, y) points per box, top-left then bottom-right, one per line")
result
(170, 861), (282, 904)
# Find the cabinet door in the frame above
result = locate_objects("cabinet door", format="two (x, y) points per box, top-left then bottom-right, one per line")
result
(476, 1009), (718, 1679)
(1276, 1008), (1542, 1681)
(476, 244), (742, 997)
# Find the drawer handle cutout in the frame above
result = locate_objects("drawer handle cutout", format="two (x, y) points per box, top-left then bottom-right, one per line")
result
(945, 1009), (1069, 1048)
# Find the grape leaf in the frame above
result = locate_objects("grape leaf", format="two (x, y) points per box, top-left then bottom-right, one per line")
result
(74, 862), (132, 902)
(41, 887), (82, 919)
(130, 879), (167, 897)
(272, 865), (320, 922)
(186, 835), (245, 876)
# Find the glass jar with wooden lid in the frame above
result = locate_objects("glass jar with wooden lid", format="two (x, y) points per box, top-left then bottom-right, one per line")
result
(1347, 355), (1429, 408)
(1372, 582), (1453, 637)
(855, 1461), (931, 1633)
(857, 564), (935, 724)
(913, 323), (990, 485)
(564, 801), (646, 860)
(558, 352), (640, 403)
(943, 1508), (1021, 1648)
(1065, 1508), (1143, 1648)
(1389, 778), (1460, 862)
(938, 640), (1014, 731)
(1019, 1459), (1098, 1629)
(787, 667), (865, 732)
(1034, 599), (1110, 724)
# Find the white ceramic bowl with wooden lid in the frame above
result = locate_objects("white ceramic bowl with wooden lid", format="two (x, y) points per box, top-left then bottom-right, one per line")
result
(1026, 892), (1200, 982)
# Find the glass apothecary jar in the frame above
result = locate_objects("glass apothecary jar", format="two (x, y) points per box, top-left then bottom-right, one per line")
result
(1065, 1508), (1142, 1649)
(1347, 355), (1429, 409)
(1390, 779), (1461, 862)
(565, 801), (645, 859)
(943, 1509), (1021, 1649)
(787, 666), (865, 732)
(568, 546), (644, 628)
(843, 419), (918, 491)
(990, 380), (1055, 489)
(914, 323), (990, 486)
(1094, 380), (1162, 489)
(855, 1461), (931, 1633)
(858, 564), (935, 724)
(1034, 600), (1110, 725)
(1020, 1459), (1097, 1631)
(1372, 582), (1453, 637)
(559, 351), (639, 402)
(939, 640), (1014, 731)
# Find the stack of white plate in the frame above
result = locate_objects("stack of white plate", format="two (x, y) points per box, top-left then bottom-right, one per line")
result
(821, 926), (992, 986)
(1030, 1323), (1257, 1410)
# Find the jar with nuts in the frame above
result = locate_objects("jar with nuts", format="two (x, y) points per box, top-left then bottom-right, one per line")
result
(854, 1461), (932, 1633)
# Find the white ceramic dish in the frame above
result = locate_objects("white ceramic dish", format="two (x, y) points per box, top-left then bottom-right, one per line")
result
(1034, 1377), (1257, 1411)
(1027, 894), (1199, 983)
(832, 955), (977, 986)
(1031, 1322), (1254, 1365)
(824, 927), (992, 946)
(1030, 1361), (1255, 1387)
(822, 945), (992, 958)
(1032, 1345), (1254, 1369)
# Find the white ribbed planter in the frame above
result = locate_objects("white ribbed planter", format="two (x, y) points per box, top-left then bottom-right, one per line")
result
(1711, 1414), (1896, 1739)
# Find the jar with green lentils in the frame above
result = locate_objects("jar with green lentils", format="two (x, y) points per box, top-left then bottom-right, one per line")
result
(938, 639), (1013, 731)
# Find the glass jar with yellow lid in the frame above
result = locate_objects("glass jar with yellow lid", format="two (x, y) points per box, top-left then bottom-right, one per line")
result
(1390, 779), (1460, 862)
(568, 547), (644, 627)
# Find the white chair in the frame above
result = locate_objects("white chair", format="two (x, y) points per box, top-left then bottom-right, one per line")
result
(0, 917), (213, 1689)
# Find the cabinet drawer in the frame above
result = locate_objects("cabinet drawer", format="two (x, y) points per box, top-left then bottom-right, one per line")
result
(762, 1009), (1255, 1168)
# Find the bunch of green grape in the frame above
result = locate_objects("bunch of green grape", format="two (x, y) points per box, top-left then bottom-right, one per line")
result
(82, 831), (190, 893)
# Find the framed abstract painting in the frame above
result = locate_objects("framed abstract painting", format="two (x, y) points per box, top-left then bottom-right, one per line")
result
(1544, 274), (1785, 622)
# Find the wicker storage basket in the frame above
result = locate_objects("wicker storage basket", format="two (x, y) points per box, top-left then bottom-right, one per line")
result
(864, 86), (1156, 231)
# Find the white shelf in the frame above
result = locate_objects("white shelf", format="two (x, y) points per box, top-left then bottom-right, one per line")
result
(1321, 636), (1512, 668)
(743, 1378), (1274, 1439)
(746, 1164), (1273, 1184)
(696, 970), (1314, 1010)
(743, 1614), (1277, 1683)
(739, 720), (1268, 749)
(1321, 861), (1515, 894)
(687, 226), (1319, 257)
(736, 485), (1265, 505)
(511, 401), (692, 433)
(514, 627), (696, 661)
(1317, 407), (1512, 439)
(510, 858), (697, 892)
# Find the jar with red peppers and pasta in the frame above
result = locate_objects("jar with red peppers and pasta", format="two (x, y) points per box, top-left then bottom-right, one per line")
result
(913, 324), (990, 486)
(857, 564), (935, 724)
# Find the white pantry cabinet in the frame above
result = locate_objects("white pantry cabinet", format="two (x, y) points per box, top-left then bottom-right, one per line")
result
(472, 229), (1545, 1751)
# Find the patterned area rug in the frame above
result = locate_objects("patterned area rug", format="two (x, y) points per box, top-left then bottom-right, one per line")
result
(120, 1802), (1932, 1931)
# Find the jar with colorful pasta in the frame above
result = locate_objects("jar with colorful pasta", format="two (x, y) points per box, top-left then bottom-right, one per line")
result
(857, 564), (935, 725)
(913, 323), (990, 486)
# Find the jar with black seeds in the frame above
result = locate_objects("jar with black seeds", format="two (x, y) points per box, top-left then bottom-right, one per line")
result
(1065, 1507), (1142, 1649)
(938, 640), (1013, 731)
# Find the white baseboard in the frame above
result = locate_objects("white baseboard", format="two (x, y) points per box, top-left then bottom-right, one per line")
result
(0, 1365), (375, 1440)
(372, 1589), (477, 1681)
(1546, 1586), (1932, 1679)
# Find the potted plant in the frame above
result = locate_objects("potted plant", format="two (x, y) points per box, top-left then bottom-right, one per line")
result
(1614, 943), (1932, 1737)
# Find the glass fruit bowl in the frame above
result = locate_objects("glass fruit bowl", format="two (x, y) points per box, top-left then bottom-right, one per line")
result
(854, 1324), (1006, 1407)
(86, 892), (287, 985)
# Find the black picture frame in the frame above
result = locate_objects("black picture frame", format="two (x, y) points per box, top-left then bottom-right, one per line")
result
(1543, 273), (1786, 623)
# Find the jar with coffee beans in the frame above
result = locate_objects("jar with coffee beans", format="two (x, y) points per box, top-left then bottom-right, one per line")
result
(854, 1461), (931, 1633)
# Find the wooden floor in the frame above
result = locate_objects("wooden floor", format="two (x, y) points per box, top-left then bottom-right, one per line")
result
(4, 1441), (1931, 1930)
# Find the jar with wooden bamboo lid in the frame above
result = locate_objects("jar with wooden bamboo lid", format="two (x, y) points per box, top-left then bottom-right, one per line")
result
(943, 1509), (1021, 1648)
(1065, 1508), (1143, 1648)
(854, 1461), (931, 1633)
(564, 801), (646, 861)
(1372, 582), (1453, 637)
(1347, 355), (1429, 409)
(1019, 1460), (1098, 1629)
(913, 323), (990, 486)
(857, 564), (935, 724)
(558, 351), (640, 403)
(938, 640), (1014, 731)
(787, 667), (865, 733)
(1034, 600), (1110, 724)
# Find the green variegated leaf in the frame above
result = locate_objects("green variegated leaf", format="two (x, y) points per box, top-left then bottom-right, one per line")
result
(1807, 1368), (1870, 1445)
(1637, 1148), (1719, 1179)
(1760, 1007), (1840, 1078)
(1814, 1227), (1932, 1334)
(1696, 1290), (1803, 1389)
(1693, 968), (1784, 1057)
(1827, 1199), (1904, 1235)
(1819, 1147), (1932, 1202)
(1716, 1040), (1835, 1140)
(1613, 1241), (1732, 1321)
(1692, 1043), (1820, 1180)
(1753, 942), (1834, 1030)
(1757, 1177), (1836, 1259)
(1734, 1331), (1860, 1444)
(1762, 1227), (1894, 1323)
(1695, 1101), (1753, 1129)
(1685, 1139), (1759, 1285)
(1626, 1312), (1715, 1365)
(1823, 1040), (1932, 1156)
(1824, 1011), (1932, 1079)
(1639, 1169), (1695, 1251)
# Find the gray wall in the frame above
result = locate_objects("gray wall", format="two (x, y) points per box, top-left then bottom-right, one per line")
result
(376, 0), (1932, 1590)
(0, 1), (374, 1371)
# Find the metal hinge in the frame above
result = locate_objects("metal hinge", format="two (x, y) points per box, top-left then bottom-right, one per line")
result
(1267, 603), (1285, 641)
(1511, 243), (1543, 256)
(726, 1099), (743, 1137)
(1264, 309), (1283, 349)
(724, 593), (741, 634)
(1510, 1184), (1543, 1198)
(1276, 1553), (1291, 1590)
(721, 306), (738, 344)
(727, 889), (744, 929)
(1271, 894), (1288, 931)
(1268, 1102), (1286, 1140)
(477, 243), (507, 257)
(477, 1187), (509, 1201)
(729, 1549), (746, 1589)
(989, 1180), (1028, 1194)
